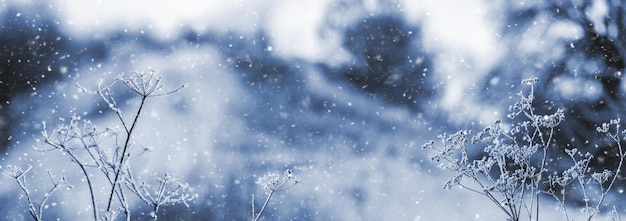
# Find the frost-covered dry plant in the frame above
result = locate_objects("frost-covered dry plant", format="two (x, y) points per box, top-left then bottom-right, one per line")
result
(252, 169), (299, 221)
(3, 70), (193, 221)
(422, 78), (626, 221)
(0, 165), (71, 221)
(125, 171), (194, 220)
(547, 118), (626, 221)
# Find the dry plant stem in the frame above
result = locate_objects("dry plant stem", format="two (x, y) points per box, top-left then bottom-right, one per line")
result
(553, 190), (571, 221)
(251, 195), (255, 221)
(14, 167), (40, 221)
(531, 122), (554, 221)
(40, 120), (99, 221)
(50, 143), (98, 220)
(103, 71), (186, 213)
(252, 170), (298, 221)
(35, 171), (67, 221)
(520, 83), (551, 221)
(130, 171), (193, 221)
(588, 126), (625, 221)
(610, 206), (622, 221)
(3, 166), (67, 221)
(253, 190), (274, 221)
(106, 94), (147, 212)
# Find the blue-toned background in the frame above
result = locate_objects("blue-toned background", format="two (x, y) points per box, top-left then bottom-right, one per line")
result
(1, 0), (625, 220)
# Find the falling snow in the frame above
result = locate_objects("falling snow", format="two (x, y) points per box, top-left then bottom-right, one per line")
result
(0, 0), (625, 220)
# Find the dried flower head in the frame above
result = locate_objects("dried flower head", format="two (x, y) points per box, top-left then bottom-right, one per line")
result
(257, 169), (299, 192)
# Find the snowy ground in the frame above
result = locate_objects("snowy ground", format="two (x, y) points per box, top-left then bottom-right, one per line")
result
(0, 0), (619, 220)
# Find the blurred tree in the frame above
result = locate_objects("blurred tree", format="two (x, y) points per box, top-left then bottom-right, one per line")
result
(342, 15), (432, 110)
(0, 4), (108, 151)
(321, 14), (433, 112)
(0, 6), (68, 151)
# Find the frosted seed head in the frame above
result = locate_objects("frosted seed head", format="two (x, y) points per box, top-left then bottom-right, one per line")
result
(521, 77), (539, 85)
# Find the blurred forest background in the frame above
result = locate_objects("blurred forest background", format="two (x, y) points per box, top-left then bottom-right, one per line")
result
(1, 0), (626, 220)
